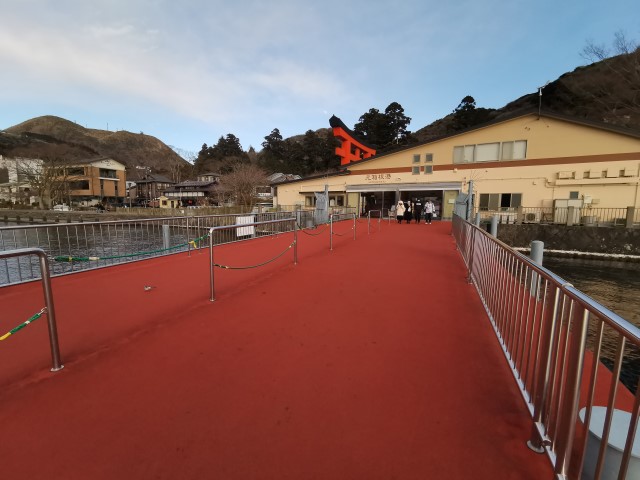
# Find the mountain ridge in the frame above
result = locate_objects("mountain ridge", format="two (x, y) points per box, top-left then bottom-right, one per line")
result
(2, 49), (638, 176)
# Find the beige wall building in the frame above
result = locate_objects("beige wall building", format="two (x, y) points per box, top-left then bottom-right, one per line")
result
(274, 111), (640, 220)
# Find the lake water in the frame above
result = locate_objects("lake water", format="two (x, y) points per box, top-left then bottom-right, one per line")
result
(543, 256), (640, 390)
(542, 257), (639, 326)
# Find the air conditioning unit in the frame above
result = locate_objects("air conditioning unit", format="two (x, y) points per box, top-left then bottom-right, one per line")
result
(588, 170), (602, 179)
(524, 212), (540, 223)
(557, 171), (573, 179)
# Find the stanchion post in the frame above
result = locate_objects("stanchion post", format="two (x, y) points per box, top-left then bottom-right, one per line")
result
(209, 229), (216, 302)
(38, 252), (63, 372)
(187, 217), (191, 257)
(353, 213), (356, 240)
(330, 214), (333, 251)
(293, 219), (298, 264)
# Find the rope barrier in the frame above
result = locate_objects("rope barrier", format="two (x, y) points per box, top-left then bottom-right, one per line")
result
(296, 222), (328, 236)
(212, 240), (296, 270)
(53, 233), (210, 263)
(331, 227), (353, 237)
(0, 308), (47, 341)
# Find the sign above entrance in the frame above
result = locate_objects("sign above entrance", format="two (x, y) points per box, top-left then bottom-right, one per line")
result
(364, 173), (392, 182)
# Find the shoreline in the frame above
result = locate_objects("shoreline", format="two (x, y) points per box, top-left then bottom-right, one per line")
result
(514, 247), (640, 263)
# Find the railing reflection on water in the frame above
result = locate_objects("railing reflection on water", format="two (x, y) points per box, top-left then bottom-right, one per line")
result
(0, 212), (295, 286)
(453, 214), (640, 480)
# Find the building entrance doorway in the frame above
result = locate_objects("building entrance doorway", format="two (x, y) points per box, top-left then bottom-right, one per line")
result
(360, 191), (395, 216)
(398, 191), (443, 220)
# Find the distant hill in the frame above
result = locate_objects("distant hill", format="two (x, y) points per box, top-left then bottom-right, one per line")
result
(2, 49), (638, 177)
(0, 116), (189, 180)
(414, 49), (640, 142)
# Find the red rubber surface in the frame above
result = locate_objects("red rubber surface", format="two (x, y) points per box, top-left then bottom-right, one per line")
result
(0, 220), (554, 479)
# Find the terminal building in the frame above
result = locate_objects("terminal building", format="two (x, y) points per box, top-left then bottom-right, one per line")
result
(273, 111), (640, 220)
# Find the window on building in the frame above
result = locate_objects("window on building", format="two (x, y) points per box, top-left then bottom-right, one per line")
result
(329, 195), (345, 207)
(453, 145), (475, 163)
(475, 143), (500, 162)
(0, 167), (8, 183)
(99, 168), (118, 179)
(412, 166), (420, 175)
(69, 180), (90, 190)
(501, 141), (527, 160)
(412, 154), (420, 163)
(455, 140), (528, 163)
(569, 191), (579, 199)
(425, 153), (433, 162)
(479, 193), (522, 211)
(305, 196), (316, 207)
(66, 167), (85, 176)
(424, 165), (433, 174)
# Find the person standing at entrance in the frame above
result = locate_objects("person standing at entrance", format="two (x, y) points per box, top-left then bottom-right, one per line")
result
(424, 199), (435, 224)
(413, 198), (423, 224)
(403, 200), (413, 223)
(396, 200), (405, 223)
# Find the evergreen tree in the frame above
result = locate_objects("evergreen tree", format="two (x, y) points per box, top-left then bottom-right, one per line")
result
(449, 96), (493, 132)
(259, 128), (286, 172)
(353, 102), (413, 153)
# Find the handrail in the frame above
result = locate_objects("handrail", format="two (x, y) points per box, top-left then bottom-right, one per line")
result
(452, 214), (640, 479)
(0, 211), (297, 286)
(0, 248), (63, 372)
(208, 217), (297, 302)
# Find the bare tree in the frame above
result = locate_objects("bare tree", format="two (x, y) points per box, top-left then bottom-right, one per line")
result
(578, 31), (640, 118)
(218, 163), (269, 207)
(15, 157), (72, 208)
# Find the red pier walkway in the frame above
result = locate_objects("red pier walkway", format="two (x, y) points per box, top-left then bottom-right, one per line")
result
(0, 220), (554, 479)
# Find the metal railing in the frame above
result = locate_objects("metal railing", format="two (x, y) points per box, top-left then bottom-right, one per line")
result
(0, 211), (295, 286)
(453, 214), (640, 479)
(0, 248), (63, 372)
(208, 217), (297, 302)
(475, 206), (638, 227)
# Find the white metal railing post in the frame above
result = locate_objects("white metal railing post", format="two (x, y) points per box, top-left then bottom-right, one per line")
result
(367, 211), (371, 235)
(467, 223), (476, 284)
(553, 307), (590, 477)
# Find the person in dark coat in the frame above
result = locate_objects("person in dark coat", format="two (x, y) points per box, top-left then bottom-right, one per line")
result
(403, 201), (413, 223)
(413, 198), (423, 224)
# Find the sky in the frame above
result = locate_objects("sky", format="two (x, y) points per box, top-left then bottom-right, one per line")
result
(0, 0), (638, 158)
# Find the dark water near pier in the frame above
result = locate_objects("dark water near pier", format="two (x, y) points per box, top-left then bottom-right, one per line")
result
(543, 257), (640, 391)
(542, 257), (639, 326)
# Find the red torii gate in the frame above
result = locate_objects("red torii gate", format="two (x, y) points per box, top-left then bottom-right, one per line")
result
(329, 115), (376, 166)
